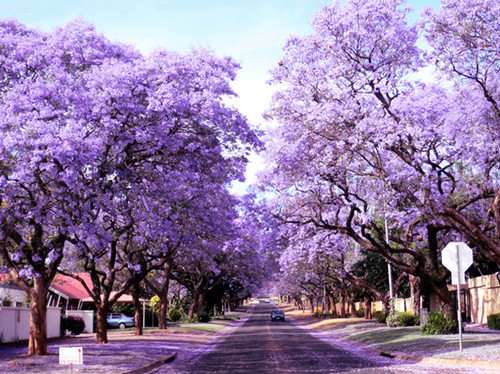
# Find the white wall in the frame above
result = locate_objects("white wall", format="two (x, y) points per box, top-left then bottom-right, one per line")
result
(66, 310), (94, 333)
(0, 306), (61, 343)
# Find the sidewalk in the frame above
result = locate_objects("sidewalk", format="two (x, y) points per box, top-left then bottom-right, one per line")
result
(285, 308), (500, 368)
(0, 319), (240, 374)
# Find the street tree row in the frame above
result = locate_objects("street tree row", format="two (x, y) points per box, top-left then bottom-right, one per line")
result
(0, 19), (266, 355)
(261, 0), (500, 318)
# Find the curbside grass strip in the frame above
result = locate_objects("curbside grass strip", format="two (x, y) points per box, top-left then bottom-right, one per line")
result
(121, 352), (177, 374)
(286, 310), (500, 367)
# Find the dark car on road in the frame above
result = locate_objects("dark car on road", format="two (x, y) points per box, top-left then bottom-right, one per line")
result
(107, 313), (135, 329)
(271, 309), (285, 321)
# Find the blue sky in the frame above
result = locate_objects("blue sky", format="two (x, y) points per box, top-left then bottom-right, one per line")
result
(2, 0), (441, 188)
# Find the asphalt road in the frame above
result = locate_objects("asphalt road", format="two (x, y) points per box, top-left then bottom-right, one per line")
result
(161, 303), (496, 374)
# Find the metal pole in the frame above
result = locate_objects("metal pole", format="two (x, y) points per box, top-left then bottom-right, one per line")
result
(383, 183), (394, 301)
(456, 244), (463, 351)
(384, 215), (394, 299)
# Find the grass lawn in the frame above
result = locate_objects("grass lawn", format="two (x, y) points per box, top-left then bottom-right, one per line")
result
(345, 326), (500, 362)
(286, 309), (500, 363)
(106, 316), (239, 334)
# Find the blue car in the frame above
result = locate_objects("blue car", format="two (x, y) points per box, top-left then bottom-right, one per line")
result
(271, 309), (285, 322)
(107, 313), (135, 329)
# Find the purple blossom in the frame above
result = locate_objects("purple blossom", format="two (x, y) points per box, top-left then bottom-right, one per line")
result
(19, 265), (34, 279)
(12, 252), (22, 262)
(128, 264), (142, 273)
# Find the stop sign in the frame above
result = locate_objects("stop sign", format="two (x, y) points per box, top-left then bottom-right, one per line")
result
(442, 242), (473, 285)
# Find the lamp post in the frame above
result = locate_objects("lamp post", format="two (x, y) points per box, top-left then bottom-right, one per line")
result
(383, 184), (394, 301)
(384, 214), (394, 300)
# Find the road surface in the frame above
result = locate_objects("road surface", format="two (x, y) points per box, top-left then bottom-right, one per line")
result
(161, 302), (496, 374)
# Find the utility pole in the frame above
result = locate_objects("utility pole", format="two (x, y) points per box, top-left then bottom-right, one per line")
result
(383, 184), (394, 301)
(384, 215), (394, 300)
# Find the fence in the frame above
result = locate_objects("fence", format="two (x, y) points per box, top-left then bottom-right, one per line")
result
(353, 297), (413, 315)
(465, 273), (500, 324)
(0, 306), (61, 343)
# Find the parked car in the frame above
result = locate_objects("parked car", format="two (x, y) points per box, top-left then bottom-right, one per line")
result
(107, 313), (135, 329)
(271, 309), (285, 322)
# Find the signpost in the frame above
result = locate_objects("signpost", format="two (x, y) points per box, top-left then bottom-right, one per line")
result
(441, 242), (473, 351)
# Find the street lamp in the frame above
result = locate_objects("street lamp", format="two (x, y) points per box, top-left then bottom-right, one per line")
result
(383, 184), (394, 301)
(384, 214), (394, 300)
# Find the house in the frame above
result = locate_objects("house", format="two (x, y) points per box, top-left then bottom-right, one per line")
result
(0, 274), (27, 307)
(1, 273), (145, 335)
(48, 273), (139, 310)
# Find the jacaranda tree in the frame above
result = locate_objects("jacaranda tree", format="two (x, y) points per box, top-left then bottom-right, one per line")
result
(262, 0), (500, 318)
(0, 19), (137, 355)
(0, 19), (261, 352)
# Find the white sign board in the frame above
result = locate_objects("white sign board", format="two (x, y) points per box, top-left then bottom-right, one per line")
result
(442, 242), (473, 285)
(59, 347), (83, 365)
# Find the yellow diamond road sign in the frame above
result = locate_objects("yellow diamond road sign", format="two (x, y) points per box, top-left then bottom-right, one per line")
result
(441, 242), (473, 285)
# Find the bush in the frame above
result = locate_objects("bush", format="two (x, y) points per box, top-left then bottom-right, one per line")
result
(386, 300), (402, 327)
(168, 308), (182, 322)
(487, 313), (500, 330)
(356, 308), (365, 318)
(112, 303), (134, 316)
(386, 310), (403, 327)
(422, 311), (458, 335)
(198, 312), (210, 323)
(312, 312), (335, 318)
(399, 311), (419, 326)
(373, 311), (387, 323)
(64, 315), (86, 335)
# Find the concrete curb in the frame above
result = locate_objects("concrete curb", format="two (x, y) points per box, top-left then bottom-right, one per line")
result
(121, 352), (178, 374)
(380, 350), (500, 367)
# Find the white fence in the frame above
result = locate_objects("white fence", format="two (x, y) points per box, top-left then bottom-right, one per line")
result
(0, 306), (61, 343)
(66, 309), (94, 333)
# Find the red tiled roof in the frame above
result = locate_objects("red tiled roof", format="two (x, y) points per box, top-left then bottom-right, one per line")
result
(52, 273), (92, 300)
(52, 273), (143, 303)
(80, 291), (138, 303)
(2, 272), (141, 303)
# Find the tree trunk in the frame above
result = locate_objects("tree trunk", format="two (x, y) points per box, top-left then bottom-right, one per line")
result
(329, 294), (335, 315)
(308, 296), (314, 313)
(409, 274), (421, 315)
(364, 294), (372, 319)
(349, 296), (356, 318)
(197, 292), (206, 316)
(28, 277), (48, 355)
(188, 289), (199, 321)
(95, 305), (109, 344)
(158, 259), (173, 329)
(158, 291), (169, 330)
(132, 282), (143, 336)
(381, 293), (390, 314)
(432, 280), (456, 319)
(340, 293), (346, 318)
